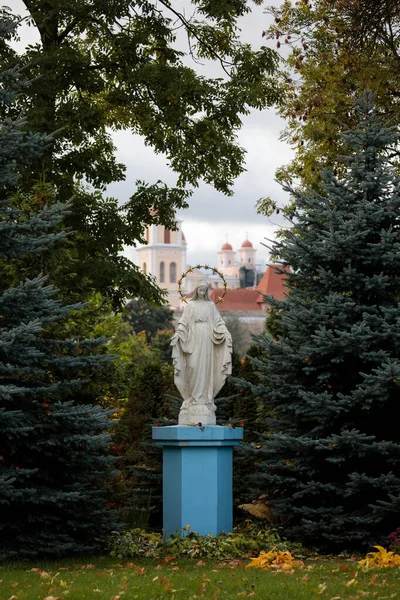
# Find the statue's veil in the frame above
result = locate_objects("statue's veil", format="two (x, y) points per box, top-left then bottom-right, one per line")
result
(192, 279), (210, 301)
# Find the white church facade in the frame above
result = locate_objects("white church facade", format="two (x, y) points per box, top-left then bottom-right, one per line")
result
(136, 222), (260, 309)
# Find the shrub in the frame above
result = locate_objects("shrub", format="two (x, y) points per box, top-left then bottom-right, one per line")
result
(109, 522), (304, 560)
(387, 527), (400, 554)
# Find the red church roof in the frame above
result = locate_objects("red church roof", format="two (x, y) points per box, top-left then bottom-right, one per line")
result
(256, 264), (290, 302)
(241, 239), (253, 248)
(209, 288), (263, 311)
(221, 242), (233, 251)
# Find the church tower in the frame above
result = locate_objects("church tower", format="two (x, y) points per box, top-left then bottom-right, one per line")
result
(136, 221), (187, 309)
(238, 239), (257, 269)
(238, 239), (257, 288)
(218, 242), (237, 277)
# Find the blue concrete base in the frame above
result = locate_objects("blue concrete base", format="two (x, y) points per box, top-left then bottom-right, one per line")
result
(152, 425), (243, 538)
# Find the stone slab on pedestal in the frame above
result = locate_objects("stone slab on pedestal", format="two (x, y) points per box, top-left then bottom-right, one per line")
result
(152, 425), (243, 538)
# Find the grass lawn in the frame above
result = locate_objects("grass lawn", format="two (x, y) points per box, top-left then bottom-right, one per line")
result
(1, 556), (400, 599)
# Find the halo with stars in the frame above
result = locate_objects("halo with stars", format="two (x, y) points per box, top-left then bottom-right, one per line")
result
(178, 265), (228, 304)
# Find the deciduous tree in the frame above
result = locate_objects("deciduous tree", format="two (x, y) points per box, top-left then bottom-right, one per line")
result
(261, 0), (400, 193)
(4, 1), (281, 306)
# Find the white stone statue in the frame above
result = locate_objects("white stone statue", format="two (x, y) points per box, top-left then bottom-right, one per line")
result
(171, 280), (233, 425)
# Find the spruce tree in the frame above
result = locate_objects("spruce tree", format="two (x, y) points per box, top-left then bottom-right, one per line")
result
(0, 17), (119, 558)
(237, 93), (400, 551)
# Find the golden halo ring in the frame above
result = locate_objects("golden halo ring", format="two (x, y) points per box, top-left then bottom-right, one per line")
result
(177, 265), (228, 304)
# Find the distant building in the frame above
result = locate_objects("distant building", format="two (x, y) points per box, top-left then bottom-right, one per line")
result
(136, 221), (289, 314)
(136, 221), (187, 309)
(137, 222), (264, 308)
(208, 264), (290, 336)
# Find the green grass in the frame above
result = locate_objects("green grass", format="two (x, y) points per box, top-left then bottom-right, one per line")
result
(1, 556), (400, 599)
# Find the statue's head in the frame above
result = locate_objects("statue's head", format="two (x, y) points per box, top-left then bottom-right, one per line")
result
(192, 279), (210, 301)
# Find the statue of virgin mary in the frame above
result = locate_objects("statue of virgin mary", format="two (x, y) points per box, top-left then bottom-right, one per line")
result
(171, 280), (233, 425)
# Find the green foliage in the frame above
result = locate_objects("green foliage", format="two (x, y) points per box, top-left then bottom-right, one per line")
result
(265, 304), (285, 339)
(113, 332), (178, 526)
(109, 528), (163, 559)
(110, 521), (304, 560)
(0, 22), (119, 558)
(263, 0), (400, 191)
(2, 1), (282, 307)
(123, 298), (174, 343)
(237, 94), (400, 551)
(223, 314), (251, 359)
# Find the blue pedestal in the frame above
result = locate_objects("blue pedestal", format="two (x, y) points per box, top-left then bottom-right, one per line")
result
(152, 425), (243, 538)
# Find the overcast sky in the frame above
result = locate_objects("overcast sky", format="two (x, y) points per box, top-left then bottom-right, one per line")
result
(12, 0), (294, 270)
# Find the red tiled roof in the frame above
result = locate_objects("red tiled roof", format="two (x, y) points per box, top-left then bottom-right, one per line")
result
(209, 288), (263, 311)
(221, 242), (233, 251)
(241, 239), (253, 248)
(256, 264), (290, 302)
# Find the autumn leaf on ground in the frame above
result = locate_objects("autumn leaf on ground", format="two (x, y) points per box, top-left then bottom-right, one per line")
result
(246, 548), (304, 571)
(368, 574), (379, 586)
(195, 560), (206, 567)
(318, 582), (327, 594)
(30, 568), (51, 579)
(359, 546), (400, 570)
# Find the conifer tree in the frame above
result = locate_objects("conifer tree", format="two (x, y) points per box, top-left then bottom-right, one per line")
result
(0, 18), (119, 558)
(237, 93), (400, 551)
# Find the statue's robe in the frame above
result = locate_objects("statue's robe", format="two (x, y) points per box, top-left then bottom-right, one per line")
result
(171, 300), (232, 415)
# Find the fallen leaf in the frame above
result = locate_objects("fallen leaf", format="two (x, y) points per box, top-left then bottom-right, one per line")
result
(152, 576), (159, 582)
(318, 583), (327, 594)
(359, 546), (400, 570)
(346, 578), (358, 587)
(246, 549), (303, 571)
(43, 596), (60, 600)
(196, 561), (206, 567)
(369, 574), (379, 586)
(30, 568), (51, 580)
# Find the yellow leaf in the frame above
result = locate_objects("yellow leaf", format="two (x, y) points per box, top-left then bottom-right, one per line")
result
(359, 546), (400, 570)
(346, 578), (357, 586)
(318, 582), (327, 593)
(246, 548), (303, 571)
